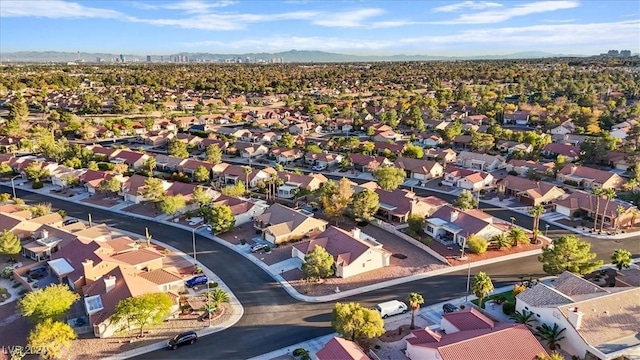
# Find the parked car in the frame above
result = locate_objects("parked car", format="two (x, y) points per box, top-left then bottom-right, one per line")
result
(250, 243), (268, 253)
(167, 331), (198, 350)
(63, 218), (79, 226)
(185, 275), (208, 288)
(311, 164), (327, 171)
(375, 300), (408, 319)
(442, 303), (459, 313)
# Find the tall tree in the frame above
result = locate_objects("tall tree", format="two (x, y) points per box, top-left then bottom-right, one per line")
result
(301, 245), (335, 282)
(472, 272), (494, 308)
(598, 188), (616, 232)
(539, 235), (604, 275)
(98, 177), (122, 197)
(110, 292), (172, 337)
(8, 93), (29, 122)
(373, 166), (406, 191)
(204, 145), (223, 164)
(453, 189), (478, 210)
(167, 139), (189, 158)
(142, 157), (156, 176)
(159, 194), (186, 216)
(535, 323), (566, 351)
(591, 186), (604, 230)
(192, 186), (212, 207)
(331, 302), (385, 341)
(19, 284), (79, 323)
(28, 319), (77, 360)
(243, 166), (252, 195)
(350, 189), (380, 222)
(221, 181), (246, 197)
(193, 165), (211, 183)
(401, 144), (424, 159)
(611, 248), (632, 270)
(529, 204), (545, 244)
(407, 292), (424, 330)
(279, 132), (295, 149)
(0, 229), (21, 259)
(205, 204), (235, 234)
(142, 177), (165, 206)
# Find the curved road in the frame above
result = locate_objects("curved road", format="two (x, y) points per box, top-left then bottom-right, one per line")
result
(5, 186), (638, 360)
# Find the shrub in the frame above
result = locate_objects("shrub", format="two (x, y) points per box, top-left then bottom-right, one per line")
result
(32, 181), (44, 189)
(12, 283), (21, 289)
(264, 246), (271, 253)
(513, 284), (527, 296)
(419, 237), (432, 246)
(502, 301), (516, 315)
(459, 305), (465, 310)
(208, 282), (218, 289)
(292, 348), (307, 357)
(1, 267), (13, 279)
(240, 239), (247, 245)
(467, 236), (488, 254)
(19, 289), (28, 296)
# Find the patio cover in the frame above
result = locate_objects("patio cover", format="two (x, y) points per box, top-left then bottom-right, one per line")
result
(48, 258), (74, 276)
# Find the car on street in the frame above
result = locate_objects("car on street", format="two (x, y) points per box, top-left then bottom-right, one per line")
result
(250, 243), (268, 253)
(311, 164), (326, 171)
(62, 218), (79, 226)
(185, 275), (208, 288)
(442, 303), (459, 313)
(167, 331), (198, 350)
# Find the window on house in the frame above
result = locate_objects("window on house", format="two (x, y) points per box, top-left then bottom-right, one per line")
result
(524, 306), (529, 310)
(427, 226), (434, 233)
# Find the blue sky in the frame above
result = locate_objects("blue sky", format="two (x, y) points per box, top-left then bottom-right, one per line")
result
(1, 0), (638, 55)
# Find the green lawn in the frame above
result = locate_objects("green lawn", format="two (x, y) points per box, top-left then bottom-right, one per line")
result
(471, 290), (515, 308)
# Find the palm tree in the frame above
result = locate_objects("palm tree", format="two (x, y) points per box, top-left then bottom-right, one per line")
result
(591, 186), (604, 230)
(471, 272), (494, 309)
(202, 288), (230, 316)
(507, 227), (528, 247)
(599, 188), (616, 233)
(407, 292), (424, 330)
(631, 209), (639, 229)
(243, 166), (252, 196)
(611, 248), (633, 270)
(529, 205), (544, 244)
(535, 323), (566, 350)
(491, 233), (511, 250)
(510, 310), (535, 327)
(615, 205), (626, 232)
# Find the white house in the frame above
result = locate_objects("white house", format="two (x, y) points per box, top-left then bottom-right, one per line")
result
(455, 151), (505, 171)
(425, 205), (510, 246)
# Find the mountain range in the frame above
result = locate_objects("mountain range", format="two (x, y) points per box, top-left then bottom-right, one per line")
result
(0, 50), (589, 63)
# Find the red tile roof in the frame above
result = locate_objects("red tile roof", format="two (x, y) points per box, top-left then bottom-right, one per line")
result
(316, 337), (370, 360)
(442, 308), (494, 331)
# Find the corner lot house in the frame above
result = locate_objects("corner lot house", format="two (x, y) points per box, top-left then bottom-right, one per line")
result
(425, 205), (510, 246)
(292, 227), (391, 278)
(254, 204), (328, 245)
(557, 165), (625, 190)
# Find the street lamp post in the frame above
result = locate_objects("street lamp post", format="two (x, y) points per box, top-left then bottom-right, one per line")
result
(545, 224), (550, 237)
(192, 224), (208, 266)
(10, 174), (21, 199)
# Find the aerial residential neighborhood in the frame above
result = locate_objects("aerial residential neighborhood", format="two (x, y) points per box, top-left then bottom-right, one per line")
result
(0, 1), (639, 359)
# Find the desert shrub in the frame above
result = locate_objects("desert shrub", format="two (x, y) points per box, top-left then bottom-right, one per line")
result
(292, 348), (307, 356)
(32, 181), (43, 189)
(208, 282), (218, 289)
(467, 236), (488, 254)
(502, 301), (516, 315)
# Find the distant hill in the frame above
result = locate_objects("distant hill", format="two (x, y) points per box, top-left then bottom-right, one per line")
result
(0, 49), (588, 63)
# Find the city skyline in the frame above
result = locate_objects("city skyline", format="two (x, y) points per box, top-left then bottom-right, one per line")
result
(0, 0), (639, 56)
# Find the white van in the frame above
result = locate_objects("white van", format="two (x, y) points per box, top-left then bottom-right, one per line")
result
(375, 300), (408, 318)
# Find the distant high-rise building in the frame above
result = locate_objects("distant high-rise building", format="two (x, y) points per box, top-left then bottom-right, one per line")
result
(160, 55), (164, 62)
(607, 50), (619, 56)
(96, 57), (102, 63)
(119, 54), (125, 62)
(620, 50), (631, 57)
(146, 55), (151, 62)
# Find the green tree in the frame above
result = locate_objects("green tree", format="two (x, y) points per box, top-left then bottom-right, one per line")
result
(221, 181), (245, 197)
(19, 283), (79, 323)
(507, 227), (529, 247)
(142, 177), (165, 206)
(8, 93), (29, 122)
(510, 310), (535, 327)
(280, 132), (295, 149)
(407, 214), (426, 234)
(467, 235), (488, 254)
(0, 229), (21, 259)
(30, 203), (51, 217)
(301, 245), (335, 281)
(539, 235), (604, 275)
(28, 319), (76, 360)
(331, 302), (385, 341)
(407, 292), (424, 329)
(350, 189), (379, 222)
(0, 162), (14, 177)
(453, 189), (478, 210)
(529, 204), (545, 244)
(320, 177), (353, 225)
(611, 248), (632, 270)
(305, 144), (323, 154)
(206, 204), (235, 234)
(192, 186), (212, 207)
(202, 288), (230, 316)
(472, 271), (494, 308)
(373, 166), (406, 191)
(159, 194), (186, 216)
(401, 144), (424, 159)
(491, 233), (511, 250)
(98, 177), (122, 196)
(168, 139), (189, 158)
(193, 166), (211, 183)
(535, 323), (566, 351)
(0, 193), (10, 203)
(205, 145), (222, 164)
(110, 292), (172, 337)
(142, 157), (156, 176)
(24, 162), (49, 182)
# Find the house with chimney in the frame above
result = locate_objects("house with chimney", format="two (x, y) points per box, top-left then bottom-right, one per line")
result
(292, 226), (391, 278)
(425, 205), (511, 247)
(254, 203), (328, 245)
(556, 165), (625, 190)
(515, 271), (640, 360)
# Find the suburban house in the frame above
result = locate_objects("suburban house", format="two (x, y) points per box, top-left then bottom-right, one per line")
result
(455, 151), (505, 171)
(254, 204), (328, 245)
(49, 166), (86, 188)
(121, 174), (170, 204)
(109, 150), (150, 170)
(373, 142), (404, 156)
(500, 175), (565, 205)
(557, 165), (626, 190)
(270, 148), (304, 164)
(553, 191), (639, 229)
(425, 205), (511, 246)
(289, 122), (321, 135)
(375, 189), (440, 223)
(543, 143), (581, 161)
(405, 309), (546, 360)
(414, 133), (443, 148)
(219, 165), (276, 188)
(442, 166), (494, 191)
(178, 159), (216, 178)
(276, 172), (328, 199)
(305, 152), (343, 168)
(153, 154), (187, 172)
(423, 148), (457, 164)
(505, 159), (554, 177)
(20, 224), (76, 261)
(515, 271), (640, 360)
(373, 130), (403, 142)
(348, 154), (393, 173)
(212, 194), (268, 225)
(394, 157), (444, 182)
(235, 142), (269, 158)
(496, 140), (533, 154)
(292, 226), (391, 278)
(550, 120), (575, 135)
(78, 170), (126, 195)
(316, 337), (370, 360)
(503, 110), (530, 125)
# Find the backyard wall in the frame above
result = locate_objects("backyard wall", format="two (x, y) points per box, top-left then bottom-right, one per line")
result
(371, 219), (450, 265)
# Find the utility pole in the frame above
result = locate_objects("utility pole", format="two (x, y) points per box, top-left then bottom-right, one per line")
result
(465, 260), (472, 303)
(145, 227), (152, 248)
(88, 213), (93, 227)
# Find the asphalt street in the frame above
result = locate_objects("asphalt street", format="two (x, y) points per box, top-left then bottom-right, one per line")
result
(3, 185), (638, 359)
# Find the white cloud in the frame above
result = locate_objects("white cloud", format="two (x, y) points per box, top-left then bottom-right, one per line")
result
(312, 8), (385, 28)
(186, 36), (395, 50)
(132, 0), (237, 14)
(0, 0), (123, 19)
(437, 0), (579, 24)
(432, 1), (502, 13)
(542, 19), (575, 23)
